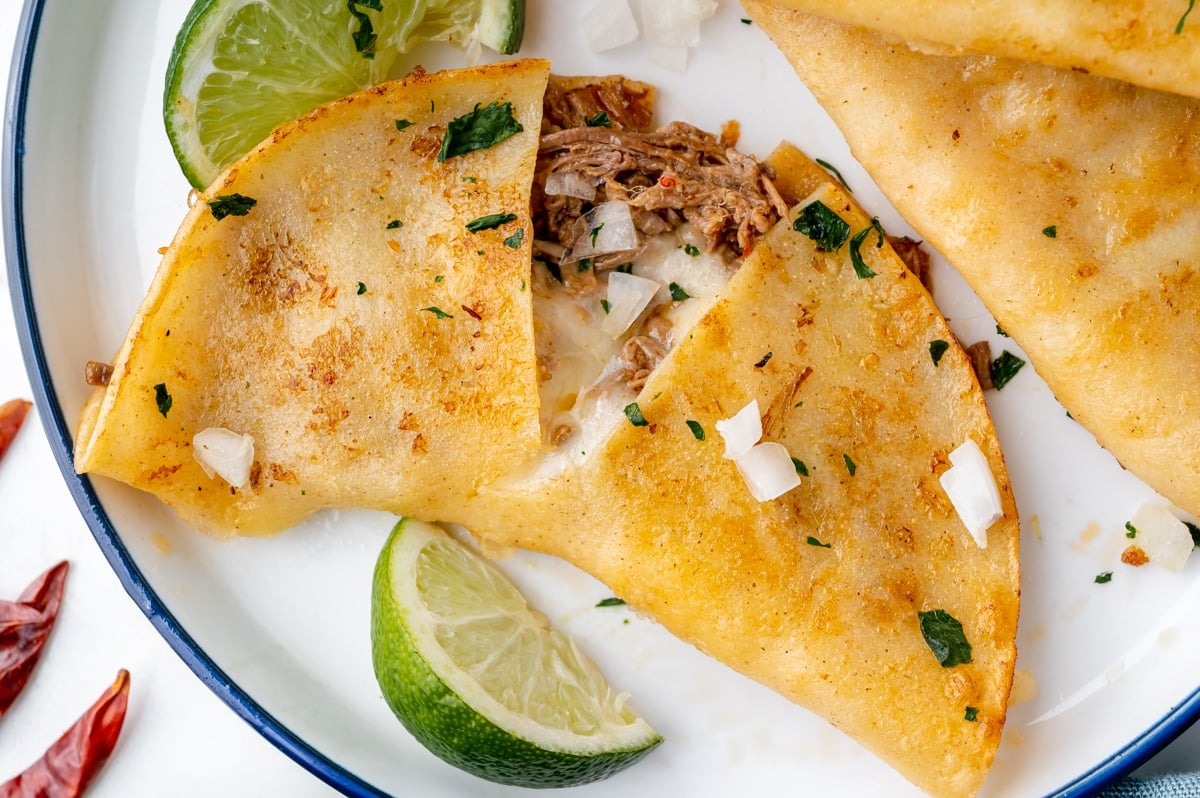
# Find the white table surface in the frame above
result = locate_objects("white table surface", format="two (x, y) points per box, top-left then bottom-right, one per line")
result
(0, 2), (1197, 796)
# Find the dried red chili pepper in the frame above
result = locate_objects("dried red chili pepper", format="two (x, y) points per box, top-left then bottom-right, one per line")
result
(0, 561), (68, 717)
(0, 669), (130, 798)
(0, 399), (32, 463)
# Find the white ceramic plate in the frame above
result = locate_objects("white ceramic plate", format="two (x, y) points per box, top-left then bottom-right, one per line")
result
(7, 1), (1200, 795)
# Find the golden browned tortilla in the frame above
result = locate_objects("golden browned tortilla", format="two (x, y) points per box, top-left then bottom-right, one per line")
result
(746, 1), (1200, 522)
(754, 0), (1200, 99)
(74, 60), (551, 536)
(458, 146), (1019, 798)
(75, 61), (1018, 796)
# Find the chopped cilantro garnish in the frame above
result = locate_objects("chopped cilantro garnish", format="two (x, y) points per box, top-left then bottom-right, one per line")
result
(848, 218), (885, 279)
(422, 306), (453, 319)
(585, 111), (612, 127)
(438, 102), (524, 162)
(918, 609), (973, 668)
(964, 706), (979, 722)
(434, 275), (444, 283)
(842, 453), (857, 476)
(153, 383), (172, 418)
(208, 193), (256, 220)
(465, 212), (517, 232)
(600, 299), (611, 314)
(1095, 571), (1114, 584)
(356, 282), (367, 295)
(815, 158), (852, 192)
(596, 597), (626, 607)
(1043, 225), (1058, 238)
(793, 201), (850, 252)
(503, 228), (525, 249)
(792, 458), (809, 477)
(624, 402), (649, 427)
(683, 243), (700, 257)
(615, 262), (634, 274)
(578, 258), (594, 272)
(740, 17), (753, 25)
(754, 352), (772, 368)
(386, 219), (403, 229)
(1178, 0), (1196, 33)
(347, 0), (381, 58)
(1125, 521), (1138, 539)
(686, 420), (705, 440)
(990, 350), (1026, 390)
(806, 536), (831, 548)
(669, 282), (691, 301)
(590, 223), (604, 247)
(394, 119), (412, 131)
(930, 339), (950, 366)
(996, 324), (1009, 337)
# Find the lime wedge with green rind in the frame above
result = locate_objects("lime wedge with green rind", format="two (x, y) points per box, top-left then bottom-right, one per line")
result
(164, 0), (525, 189)
(371, 518), (661, 788)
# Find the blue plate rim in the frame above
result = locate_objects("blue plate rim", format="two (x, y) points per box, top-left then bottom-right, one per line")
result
(3, 1), (1199, 795)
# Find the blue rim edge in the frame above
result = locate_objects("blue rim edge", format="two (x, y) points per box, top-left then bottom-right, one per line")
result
(4, 2), (1200, 797)
(2, 2), (390, 796)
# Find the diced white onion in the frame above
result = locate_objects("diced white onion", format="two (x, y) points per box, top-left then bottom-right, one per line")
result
(583, 0), (639, 52)
(600, 271), (660, 337)
(641, 0), (717, 47)
(715, 400), (762, 461)
(544, 171), (598, 201)
(735, 442), (802, 502)
(562, 202), (640, 266)
(939, 439), (1003, 548)
(1129, 503), (1194, 572)
(193, 427), (255, 488)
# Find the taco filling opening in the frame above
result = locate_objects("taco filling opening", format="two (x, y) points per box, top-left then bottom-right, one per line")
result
(528, 76), (787, 468)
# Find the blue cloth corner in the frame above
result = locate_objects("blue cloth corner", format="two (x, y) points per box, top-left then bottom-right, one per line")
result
(1101, 774), (1200, 798)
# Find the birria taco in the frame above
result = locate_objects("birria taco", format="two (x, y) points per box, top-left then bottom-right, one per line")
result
(74, 59), (1019, 797)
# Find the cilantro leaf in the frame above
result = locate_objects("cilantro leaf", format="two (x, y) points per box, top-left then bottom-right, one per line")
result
(793, 201), (850, 252)
(918, 609), (973, 668)
(624, 402), (649, 427)
(669, 282), (692, 301)
(422, 306), (453, 319)
(585, 111), (612, 127)
(347, 0), (382, 58)
(686, 420), (705, 440)
(964, 706), (979, 722)
(438, 102), (524, 162)
(503, 228), (525, 249)
(806, 536), (831, 548)
(153, 383), (172, 418)
(989, 350), (1026, 390)
(792, 458), (809, 477)
(466, 212), (518, 233)
(208, 193), (256, 220)
(930, 339), (950, 366)
(595, 597), (626, 607)
(815, 158), (852, 192)
(1095, 571), (1114, 584)
(848, 218), (885, 279)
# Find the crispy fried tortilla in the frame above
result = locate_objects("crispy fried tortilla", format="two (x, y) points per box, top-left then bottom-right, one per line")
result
(74, 60), (551, 537)
(747, 2), (1200, 521)
(460, 145), (1020, 798)
(755, 0), (1200, 99)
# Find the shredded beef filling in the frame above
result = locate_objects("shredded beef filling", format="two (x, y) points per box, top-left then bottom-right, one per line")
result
(532, 76), (788, 396)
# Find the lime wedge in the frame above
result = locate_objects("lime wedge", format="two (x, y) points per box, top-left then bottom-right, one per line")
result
(371, 518), (661, 788)
(164, 0), (526, 189)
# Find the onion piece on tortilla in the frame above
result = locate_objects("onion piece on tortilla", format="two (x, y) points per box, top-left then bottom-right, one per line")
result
(939, 439), (1003, 548)
(735, 441), (802, 502)
(562, 202), (640, 266)
(193, 427), (255, 488)
(1128, 503), (1194, 572)
(715, 400), (762, 461)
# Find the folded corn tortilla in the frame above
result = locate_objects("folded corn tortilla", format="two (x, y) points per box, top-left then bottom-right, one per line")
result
(746, 1), (1200, 521)
(754, 0), (1200, 99)
(74, 60), (551, 537)
(459, 145), (1020, 798)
